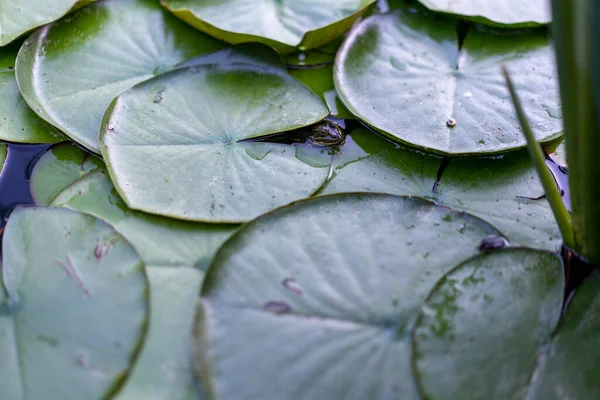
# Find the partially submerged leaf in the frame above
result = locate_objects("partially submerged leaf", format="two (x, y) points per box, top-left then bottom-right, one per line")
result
(195, 193), (503, 399)
(51, 170), (237, 269)
(412, 249), (563, 400)
(0, 206), (148, 399)
(334, 7), (561, 155)
(116, 268), (208, 400)
(100, 61), (331, 222)
(322, 128), (562, 251)
(527, 271), (600, 400)
(161, 0), (376, 53)
(0, 0), (96, 46)
(0, 44), (64, 144)
(416, 0), (551, 27)
(16, 0), (226, 153)
(30, 142), (104, 205)
(0, 143), (6, 174)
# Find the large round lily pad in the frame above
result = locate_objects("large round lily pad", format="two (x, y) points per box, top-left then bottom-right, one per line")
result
(412, 248), (563, 400)
(527, 271), (600, 400)
(195, 193), (504, 399)
(0, 0), (95, 46)
(0, 206), (148, 399)
(100, 61), (331, 223)
(417, 0), (551, 27)
(161, 0), (376, 53)
(334, 8), (561, 155)
(15, 0), (226, 153)
(30, 142), (104, 205)
(52, 169), (237, 269)
(116, 267), (208, 400)
(0, 44), (64, 144)
(321, 128), (561, 251)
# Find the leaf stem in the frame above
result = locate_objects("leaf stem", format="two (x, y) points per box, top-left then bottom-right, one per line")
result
(502, 66), (575, 250)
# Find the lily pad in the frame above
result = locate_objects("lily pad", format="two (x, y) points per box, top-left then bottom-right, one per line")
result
(334, 7), (561, 155)
(0, 143), (6, 173)
(195, 193), (504, 399)
(30, 142), (104, 205)
(0, 206), (148, 399)
(15, 0), (226, 153)
(0, 0), (96, 46)
(51, 169), (237, 269)
(412, 248), (563, 400)
(526, 271), (600, 400)
(321, 128), (561, 251)
(100, 61), (331, 223)
(416, 0), (551, 27)
(0, 44), (64, 144)
(116, 268), (208, 400)
(161, 0), (376, 53)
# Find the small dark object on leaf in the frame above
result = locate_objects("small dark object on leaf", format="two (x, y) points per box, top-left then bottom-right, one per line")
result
(478, 235), (508, 254)
(446, 118), (456, 128)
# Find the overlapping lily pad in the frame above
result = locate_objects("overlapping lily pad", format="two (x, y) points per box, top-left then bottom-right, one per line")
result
(0, 44), (64, 144)
(412, 249), (563, 400)
(0, 143), (6, 173)
(322, 128), (561, 251)
(416, 0), (551, 27)
(52, 170), (237, 269)
(30, 142), (104, 205)
(15, 0), (226, 153)
(116, 268), (207, 400)
(100, 60), (332, 222)
(195, 193), (504, 399)
(161, 0), (376, 53)
(527, 271), (600, 400)
(0, 0), (96, 46)
(334, 7), (561, 155)
(0, 206), (148, 399)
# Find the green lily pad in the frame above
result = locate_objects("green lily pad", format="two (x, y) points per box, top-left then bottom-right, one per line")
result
(288, 64), (354, 119)
(417, 0), (551, 27)
(52, 169), (237, 269)
(195, 193), (504, 399)
(30, 142), (104, 205)
(412, 248), (563, 400)
(0, 0), (96, 46)
(0, 143), (6, 173)
(322, 127), (561, 251)
(0, 44), (64, 144)
(100, 62), (331, 223)
(526, 271), (600, 400)
(116, 268), (207, 400)
(0, 206), (148, 399)
(15, 0), (226, 153)
(161, 0), (376, 53)
(334, 8), (561, 155)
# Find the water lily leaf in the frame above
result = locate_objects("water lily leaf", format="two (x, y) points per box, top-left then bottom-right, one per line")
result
(30, 142), (104, 205)
(0, 0), (96, 46)
(52, 170), (237, 269)
(334, 8), (561, 155)
(0, 206), (148, 399)
(526, 271), (600, 400)
(412, 248), (563, 400)
(15, 0), (226, 153)
(417, 0), (551, 27)
(116, 268), (208, 400)
(0, 143), (6, 173)
(321, 128), (561, 251)
(0, 44), (64, 144)
(161, 0), (376, 53)
(289, 64), (354, 119)
(100, 62), (331, 223)
(195, 193), (504, 399)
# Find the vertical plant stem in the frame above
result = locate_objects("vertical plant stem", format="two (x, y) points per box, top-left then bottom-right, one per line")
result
(503, 67), (575, 250)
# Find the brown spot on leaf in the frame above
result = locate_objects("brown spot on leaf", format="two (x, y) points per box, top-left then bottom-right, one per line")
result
(281, 277), (303, 295)
(263, 301), (292, 315)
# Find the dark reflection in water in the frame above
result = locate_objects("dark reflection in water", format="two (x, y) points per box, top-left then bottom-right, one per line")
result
(0, 143), (52, 234)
